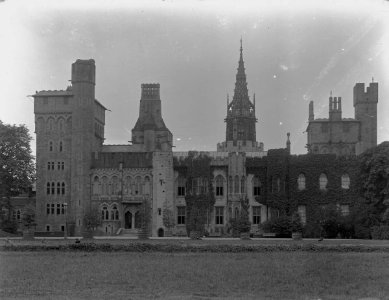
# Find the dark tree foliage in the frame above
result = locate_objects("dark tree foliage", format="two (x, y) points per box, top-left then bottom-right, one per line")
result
(358, 142), (389, 222)
(83, 208), (102, 231)
(0, 121), (35, 198)
(0, 121), (35, 229)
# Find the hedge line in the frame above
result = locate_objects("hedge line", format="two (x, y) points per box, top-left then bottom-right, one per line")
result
(2, 243), (389, 253)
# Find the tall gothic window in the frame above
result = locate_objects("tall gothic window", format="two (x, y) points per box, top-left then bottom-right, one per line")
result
(252, 176), (261, 196)
(297, 174), (306, 190)
(319, 173), (328, 190)
(234, 175), (239, 194)
(215, 175), (224, 196)
(341, 174), (350, 189)
(177, 177), (186, 196)
(240, 176), (246, 194)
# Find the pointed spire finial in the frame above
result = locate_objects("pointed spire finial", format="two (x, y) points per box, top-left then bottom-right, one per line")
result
(372, 76), (374, 83)
(330, 90), (333, 97)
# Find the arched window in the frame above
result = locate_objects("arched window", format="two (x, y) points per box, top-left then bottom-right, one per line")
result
(297, 174), (306, 190)
(319, 173), (328, 190)
(58, 118), (65, 133)
(234, 175), (239, 194)
(49, 141), (53, 152)
(177, 176), (186, 196)
(111, 205), (119, 220)
(252, 176), (261, 196)
(93, 176), (100, 195)
(59, 141), (63, 152)
(215, 175), (224, 196)
(47, 182), (51, 195)
(102, 206), (109, 220)
(341, 174), (350, 189)
(112, 176), (119, 195)
(62, 182), (65, 195)
(124, 176), (131, 195)
(135, 176), (142, 195)
(228, 176), (233, 194)
(16, 210), (21, 221)
(47, 118), (54, 131)
(276, 177), (281, 193)
(102, 176), (108, 195)
(235, 207), (239, 218)
(57, 182), (61, 195)
(51, 182), (55, 194)
(241, 176), (246, 194)
(144, 176), (151, 195)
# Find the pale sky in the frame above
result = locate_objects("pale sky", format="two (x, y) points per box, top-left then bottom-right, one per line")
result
(1, 0), (388, 156)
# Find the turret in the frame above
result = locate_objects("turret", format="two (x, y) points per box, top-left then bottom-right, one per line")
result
(132, 83), (173, 152)
(308, 101), (314, 121)
(286, 132), (291, 154)
(353, 81), (378, 153)
(329, 92), (342, 121)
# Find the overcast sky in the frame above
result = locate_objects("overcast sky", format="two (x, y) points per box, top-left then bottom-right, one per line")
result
(1, 0), (388, 156)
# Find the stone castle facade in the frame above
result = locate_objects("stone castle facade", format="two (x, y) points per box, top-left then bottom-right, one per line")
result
(33, 44), (378, 237)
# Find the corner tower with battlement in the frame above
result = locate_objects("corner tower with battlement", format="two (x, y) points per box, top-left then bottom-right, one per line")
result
(217, 40), (264, 153)
(306, 82), (378, 156)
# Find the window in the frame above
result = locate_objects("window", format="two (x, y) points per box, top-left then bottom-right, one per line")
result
(61, 225), (65, 232)
(49, 141), (53, 152)
(58, 119), (64, 132)
(253, 176), (261, 196)
(340, 205), (350, 216)
(297, 174), (306, 190)
(319, 173), (328, 190)
(46, 204), (50, 215)
(59, 141), (63, 152)
(51, 204), (55, 214)
(61, 162), (65, 170)
(102, 176), (108, 195)
(62, 182), (65, 195)
(57, 162), (61, 170)
(215, 175), (224, 196)
(215, 207), (224, 225)
(47, 162), (51, 170)
(341, 174), (350, 189)
(252, 206), (261, 224)
(177, 207), (186, 225)
(102, 206), (109, 220)
(177, 177), (186, 196)
(112, 205), (119, 220)
(234, 175), (239, 194)
(241, 176), (246, 194)
(235, 207), (239, 218)
(57, 182), (61, 195)
(47, 182), (51, 195)
(51, 182), (55, 194)
(46, 225), (51, 232)
(298, 205), (306, 225)
(57, 203), (61, 215)
(61, 204), (65, 214)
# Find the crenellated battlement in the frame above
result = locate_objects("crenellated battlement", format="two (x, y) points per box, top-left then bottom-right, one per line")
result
(141, 83), (160, 100)
(353, 82), (378, 106)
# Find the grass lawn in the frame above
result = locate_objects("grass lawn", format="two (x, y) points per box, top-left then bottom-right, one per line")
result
(1, 251), (389, 299)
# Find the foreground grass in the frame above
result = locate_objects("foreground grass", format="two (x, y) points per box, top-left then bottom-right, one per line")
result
(1, 252), (389, 299)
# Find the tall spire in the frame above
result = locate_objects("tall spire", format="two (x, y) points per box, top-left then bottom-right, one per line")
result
(233, 38), (249, 104)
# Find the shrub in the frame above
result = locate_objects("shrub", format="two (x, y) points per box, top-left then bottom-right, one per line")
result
(260, 215), (291, 237)
(290, 212), (303, 233)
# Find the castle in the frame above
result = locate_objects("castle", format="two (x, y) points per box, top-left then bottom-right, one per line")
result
(33, 43), (378, 237)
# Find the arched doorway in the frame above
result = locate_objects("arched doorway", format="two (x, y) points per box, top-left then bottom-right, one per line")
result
(158, 228), (164, 237)
(125, 211), (132, 229)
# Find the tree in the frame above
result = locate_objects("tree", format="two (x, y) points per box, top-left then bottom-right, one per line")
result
(83, 208), (102, 231)
(0, 121), (35, 228)
(355, 142), (389, 237)
(162, 208), (175, 231)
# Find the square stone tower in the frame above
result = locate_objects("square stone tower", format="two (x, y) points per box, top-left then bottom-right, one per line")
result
(33, 59), (106, 235)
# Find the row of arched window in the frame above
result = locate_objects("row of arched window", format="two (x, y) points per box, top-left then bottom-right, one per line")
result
(47, 161), (65, 171)
(101, 204), (119, 221)
(48, 140), (64, 152)
(46, 182), (66, 195)
(93, 175), (151, 196)
(46, 117), (67, 133)
(297, 173), (350, 191)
